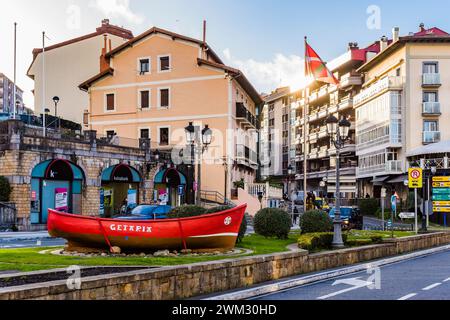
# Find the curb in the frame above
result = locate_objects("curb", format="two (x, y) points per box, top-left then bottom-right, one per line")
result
(203, 244), (450, 300)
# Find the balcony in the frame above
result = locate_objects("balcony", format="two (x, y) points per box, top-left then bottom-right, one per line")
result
(236, 103), (258, 129)
(354, 76), (404, 107)
(422, 73), (441, 87)
(236, 144), (258, 169)
(422, 102), (441, 115)
(340, 72), (362, 88)
(356, 160), (404, 179)
(423, 131), (441, 144)
(318, 86), (328, 98)
(338, 98), (353, 111)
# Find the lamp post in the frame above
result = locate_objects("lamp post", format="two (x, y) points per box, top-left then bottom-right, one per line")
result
(326, 114), (351, 249)
(53, 96), (60, 131)
(185, 122), (212, 206)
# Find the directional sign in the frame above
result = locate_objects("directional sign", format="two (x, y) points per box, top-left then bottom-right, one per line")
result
(432, 188), (450, 195)
(433, 194), (450, 201)
(408, 168), (423, 188)
(433, 201), (450, 207)
(399, 212), (415, 219)
(433, 207), (450, 213)
(433, 176), (450, 183)
(433, 182), (450, 188)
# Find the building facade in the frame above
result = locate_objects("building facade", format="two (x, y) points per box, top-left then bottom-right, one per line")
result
(290, 42), (381, 199)
(0, 73), (24, 115)
(79, 27), (262, 203)
(355, 24), (450, 199)
(27, 19), (133, 125)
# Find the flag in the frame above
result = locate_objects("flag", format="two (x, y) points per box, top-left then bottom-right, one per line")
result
(305, 38), (339, 85)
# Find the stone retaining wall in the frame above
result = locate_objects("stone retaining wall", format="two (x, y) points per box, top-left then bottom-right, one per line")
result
(1, 232), (449, 300)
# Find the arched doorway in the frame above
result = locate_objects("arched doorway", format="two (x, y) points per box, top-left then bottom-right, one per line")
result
(154, 168), (187, 207)
(31, 159), (85, 224)
(101, 164), (142, 217)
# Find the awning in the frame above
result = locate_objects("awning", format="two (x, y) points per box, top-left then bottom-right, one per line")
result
(102, 164), (141, 183)
(370, 176), (390, 183)
(387, 175), (408, 184)
(407, 140), (450, 157)
(154, 168), (187, 185)
(31, 159), (85, 181)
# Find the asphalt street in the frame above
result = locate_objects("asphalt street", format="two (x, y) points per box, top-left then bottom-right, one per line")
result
(0, 238), (66, 249)
(252, 249), (450, 300)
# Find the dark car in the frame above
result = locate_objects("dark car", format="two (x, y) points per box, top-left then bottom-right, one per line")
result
(114, 205), (172, 220)
(328, 207), (363, 230)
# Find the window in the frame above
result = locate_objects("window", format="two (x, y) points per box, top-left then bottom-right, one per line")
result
(139, 58), (150, 74)
(158, 55), (171, 72)
(159, 127), (170, 146)
(158, 88), (170, 108)
(423, 91), (438, 102)
(396, 68), (401, 77)
(140, 128), (150, 139)
(139, 90), (150, 109)
(423, 62), (438, 74)
(424, 120), (438, 132)
(105, 93), (115, 111)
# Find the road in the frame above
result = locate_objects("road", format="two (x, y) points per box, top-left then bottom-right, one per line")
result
(0, 232), (66, 249)
(252, 249), (450, 300)
(363, 216), (413, 230)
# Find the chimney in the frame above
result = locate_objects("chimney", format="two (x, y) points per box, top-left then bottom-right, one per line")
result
(392, 27), (400, 42)
(100, 35), (110, 72)
(379, 35), (388, 51)
(419, 23), (426, 32)
(102, 19), (110, 26)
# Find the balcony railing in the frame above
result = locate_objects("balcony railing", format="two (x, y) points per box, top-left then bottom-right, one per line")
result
(357, 160), (404, 178)
(340, 72), (362, 88)
(423, 131), (441, 144)
(422, 73), (441, 87)
(236, 103), (258, 129)
(354, 76), (404, 106)
(236, 144), (258, 169)
(423, 102), (441, 115)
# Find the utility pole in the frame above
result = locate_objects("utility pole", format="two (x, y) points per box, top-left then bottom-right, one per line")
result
(42, 31), (46, 137)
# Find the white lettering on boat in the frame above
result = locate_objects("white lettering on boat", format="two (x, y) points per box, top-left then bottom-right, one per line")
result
(110, 224), (152, 233)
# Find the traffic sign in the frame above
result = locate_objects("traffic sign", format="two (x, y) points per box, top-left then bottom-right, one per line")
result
(433, 182), (450, 188)
(432, 194), (450, 201)
(433, 176), (450, 183)
(432, 188), (450, 195)
(433, 207), (450, 213)
(433, 201), (450, 207)
(408, 168), (423, 188)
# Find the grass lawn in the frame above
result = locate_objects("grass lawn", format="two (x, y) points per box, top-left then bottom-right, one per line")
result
(345, 229), (415, 240)
(0, 233), (299, 273)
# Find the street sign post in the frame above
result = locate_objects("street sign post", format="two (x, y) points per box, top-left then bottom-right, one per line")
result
(432, 177), (450, 217)
(408, 168), (423, 234)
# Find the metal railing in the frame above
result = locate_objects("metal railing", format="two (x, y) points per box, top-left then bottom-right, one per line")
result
(422, 102), (441, 114)
(0, 202), (17, 230)
(200, 190), (232, 206)
(423, 131), (441, 144)
(422, 73), (441, 86)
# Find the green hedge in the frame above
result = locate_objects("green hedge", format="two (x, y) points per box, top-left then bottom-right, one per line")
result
(254, 208), (291, 239)
(358, 198), (379, 216)
(298, 232), (348, 251)
(299, 210), (333, 234)
(0, 177), (11, 202)
(168, 205), (207, 218)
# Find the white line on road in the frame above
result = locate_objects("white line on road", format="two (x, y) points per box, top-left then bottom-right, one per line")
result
(422, 283), (442, 291)
(398, 293), (417, 301)
(317, 283), (370, 300)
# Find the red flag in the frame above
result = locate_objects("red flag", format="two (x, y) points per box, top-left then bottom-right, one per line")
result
(305, 39), (339, 85)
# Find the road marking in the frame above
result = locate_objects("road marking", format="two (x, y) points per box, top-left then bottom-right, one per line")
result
(317, 277), (373, 300)
(398, 293), (417, 300)
(443, 277), (450, 282)
(422, 283), (442, 291)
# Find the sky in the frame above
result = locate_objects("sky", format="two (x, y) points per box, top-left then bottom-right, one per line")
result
(2, 0), (450, 109)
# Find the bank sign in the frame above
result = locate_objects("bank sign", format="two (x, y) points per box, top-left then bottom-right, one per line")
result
(432, 177), (450, 213)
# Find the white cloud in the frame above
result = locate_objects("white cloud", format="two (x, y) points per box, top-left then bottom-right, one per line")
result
(222, 49), (307, 94)
(90, 0), (144, 25)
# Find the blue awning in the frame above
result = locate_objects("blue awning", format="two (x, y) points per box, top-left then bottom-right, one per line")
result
(31, 159), (84, 181)
(101, 164), (141, 183)
(154, 168), (187, 185)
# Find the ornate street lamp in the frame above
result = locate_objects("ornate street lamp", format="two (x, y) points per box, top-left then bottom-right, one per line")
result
(53, 96), (60, 131)
(201, 125), (212, 147)
(326, 114), (351, 248)
(185, 122), (196, 145)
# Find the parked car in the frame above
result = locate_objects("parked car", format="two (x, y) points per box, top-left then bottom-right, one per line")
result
(328, 206), (363, 230)
(114, 205), (172, 220)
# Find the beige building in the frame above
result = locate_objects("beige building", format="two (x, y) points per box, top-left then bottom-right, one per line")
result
(79, 26), (262, 205)
(27, 19), (133, 124)
(0, 73), (24, 114)
(355, 24), (450, 198)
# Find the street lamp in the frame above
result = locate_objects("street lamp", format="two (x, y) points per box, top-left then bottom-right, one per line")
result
(185, 122), (213, 205)
(53, 96), (60, 131)
(326, 114), (351, 249)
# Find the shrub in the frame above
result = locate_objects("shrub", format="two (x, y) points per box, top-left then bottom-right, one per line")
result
(205, 205), (234, 214)
(345, 239), (374, 247)
(299, 210), (333, 234)
(375, 208), (391, 220)
(298, 232), (348, 251)
(168, 205), (207, 218)
(236, 213), (249, 244)
(0, 177), (11, 202)
(358, 198), (379, 216)
(254, 208), (291, 239)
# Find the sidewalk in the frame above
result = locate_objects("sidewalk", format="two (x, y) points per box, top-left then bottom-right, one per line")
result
(0, 231), (51, 242)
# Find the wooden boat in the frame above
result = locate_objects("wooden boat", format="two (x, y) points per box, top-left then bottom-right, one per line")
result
(47, 204), (247, 252)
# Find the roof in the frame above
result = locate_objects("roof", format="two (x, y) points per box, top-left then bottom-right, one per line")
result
(196, 58), (263, 105)
(407, 140), (450, 158)
(79, 68), (114, 91)
(27, 20), (133, 79)
(358, 27), (450, 72)
(263, 87), (291, 103)
(105, 27), (224, 65)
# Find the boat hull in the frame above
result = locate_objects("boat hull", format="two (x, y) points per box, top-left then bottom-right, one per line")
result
(47, 205), (247, 252)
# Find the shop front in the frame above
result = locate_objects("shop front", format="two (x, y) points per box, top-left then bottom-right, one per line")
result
(30, 159), (85, 224)
(100, 164), (142, 217)
(154, 167), (187, 207)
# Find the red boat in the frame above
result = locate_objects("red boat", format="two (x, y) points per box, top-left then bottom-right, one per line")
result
(47, 205), (247, 252)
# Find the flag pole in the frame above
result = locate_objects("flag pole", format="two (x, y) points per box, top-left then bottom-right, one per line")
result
(13, 22), (17, 119)
(303, 36), (309, 214)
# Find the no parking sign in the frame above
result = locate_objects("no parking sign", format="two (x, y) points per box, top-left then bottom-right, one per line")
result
(408, 168), (423, 189)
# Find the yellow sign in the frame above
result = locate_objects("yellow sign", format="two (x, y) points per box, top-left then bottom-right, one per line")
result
(433, 201), (450, 207)
(408, 168), (423, 188)
(433, 176), (450, 183)
(433, 182), (450, 188)
(433, 207), (450, 213)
